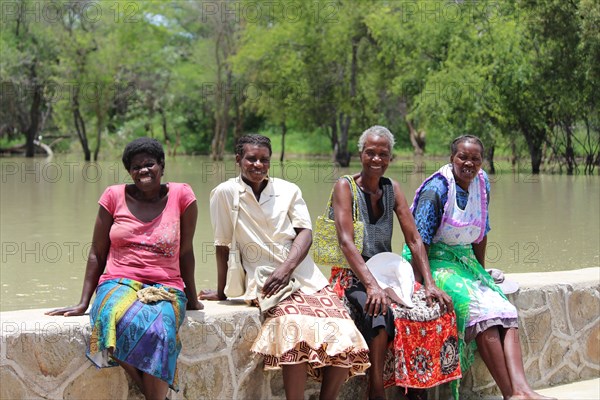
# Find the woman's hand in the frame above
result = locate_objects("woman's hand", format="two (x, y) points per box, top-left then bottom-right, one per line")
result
(186, 298), (204, 310)
(198, 289), (224, 301)
(261, 267), (292, 298)
(45, 303), (88, 317)
(424, 284), (453, 314)
(365, 283), (390, 317)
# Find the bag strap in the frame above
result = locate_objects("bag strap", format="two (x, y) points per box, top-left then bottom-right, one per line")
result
(231, 180), (241, 251)
(324, 175), (360, 222)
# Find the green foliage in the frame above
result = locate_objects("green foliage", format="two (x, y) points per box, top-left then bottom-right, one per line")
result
(1, 0), (597, 173)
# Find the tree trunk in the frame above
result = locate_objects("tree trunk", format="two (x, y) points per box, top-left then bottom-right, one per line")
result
(233, 95), (244, 148)
(486, 145), (496, 174)
(581, 118), (599, 175)
(526, 134), (544, 174)
(280, 121), (287, 163)
(564, 122), (575, 175)
(334, 37), (358, 168)
(211, 69), (232, 160)
(510, 139), (518, 166)
(329, 118), (338, 151)
(520, 121), (545, 174)
(160, 108), (170, 143)
(72, 88), (91, 161)
(93, 121), (101, 161)
(25, 67), (42, 158)
(406, 119), (425, 156)
(399, 100), (425, 155)
(336, 113), (351, 167)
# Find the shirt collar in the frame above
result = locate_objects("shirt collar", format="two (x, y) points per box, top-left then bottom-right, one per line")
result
(236, 174), (274, 204)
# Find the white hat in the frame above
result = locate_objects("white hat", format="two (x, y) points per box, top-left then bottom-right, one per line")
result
(487, 268), (520, 295)
(366, 252), (415, 308)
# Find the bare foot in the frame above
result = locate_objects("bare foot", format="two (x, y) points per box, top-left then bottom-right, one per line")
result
(509, 391), (556, 400)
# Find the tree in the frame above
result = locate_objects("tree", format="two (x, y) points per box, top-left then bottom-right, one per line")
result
(0, 0), (58, 157)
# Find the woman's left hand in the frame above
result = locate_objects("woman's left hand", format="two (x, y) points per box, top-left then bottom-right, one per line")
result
(424, 284), (453, 314)
(186, 298), (204, 310)
(261, 267), (292, 298)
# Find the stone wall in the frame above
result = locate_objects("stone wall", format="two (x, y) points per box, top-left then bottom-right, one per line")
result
(1, 267), (598, 400)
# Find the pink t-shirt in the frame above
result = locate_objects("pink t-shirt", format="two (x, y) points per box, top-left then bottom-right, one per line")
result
(97, 182), (196, 291)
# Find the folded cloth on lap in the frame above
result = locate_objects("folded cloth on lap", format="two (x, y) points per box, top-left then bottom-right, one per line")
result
(253, 265), (302, 312)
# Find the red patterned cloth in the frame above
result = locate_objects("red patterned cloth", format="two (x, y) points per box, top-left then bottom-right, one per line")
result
(384, 302), (461, 388)
(331, 266), (461, 389)
(251, 286), (371, 380)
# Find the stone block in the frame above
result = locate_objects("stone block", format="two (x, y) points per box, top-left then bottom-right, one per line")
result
(126, 381), (145, 400)
(63, 365), (128, 399)
(568, 289), (600, 332)
(231, 315), (261, 380)
(236, 361), (266, 400)
(178, 355), (233, 400)
(524, 359), (542, 385)
(269, 369), (285, 398)
(520, 309), (552, 358)
(584, 323), (600, 365)
(304, 378), (321, 399)
(180, 320), (227, 359)
(469, 353), (494, 390)
(338, 375), (368, 399)
(0, 366), (42, 399)
(515, 288), (546, 311)
(579, 365), (600, 381)
(216, 319), (237, 339)
(460, 367), (474, 392)
(5, 331), (88, 393)
(545, 288), (570, 336)
(540, 336), (571, 373)
(546, 365), (579, 386)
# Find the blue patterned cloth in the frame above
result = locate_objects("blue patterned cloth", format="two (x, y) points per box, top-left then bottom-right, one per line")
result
(87, 278), (187, 390)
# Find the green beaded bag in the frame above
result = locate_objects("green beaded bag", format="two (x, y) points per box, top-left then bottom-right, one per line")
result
(313, 175), (364, 265)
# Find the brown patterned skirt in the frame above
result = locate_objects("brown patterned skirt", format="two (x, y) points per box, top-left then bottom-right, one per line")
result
(250, 286), (371, 380)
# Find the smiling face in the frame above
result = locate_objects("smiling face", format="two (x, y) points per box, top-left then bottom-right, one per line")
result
(128, 152), (163, 191)
(450, 140), (483, 190)
(359, 134), (392, 177)
(237, 144), (271, 187)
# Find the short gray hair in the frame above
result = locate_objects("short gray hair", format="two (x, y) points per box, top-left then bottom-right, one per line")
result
(357, 125), (395, 152)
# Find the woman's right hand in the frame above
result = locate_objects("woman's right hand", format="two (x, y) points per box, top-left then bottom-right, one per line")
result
(45, 303), (88, 317)
(364, 283), (390, 317)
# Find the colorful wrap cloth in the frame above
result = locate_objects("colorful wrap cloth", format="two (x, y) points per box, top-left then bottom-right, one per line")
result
(330, 267), (461, 390)
(251, 286), (371, 380)
(87, 278), (187, 390)
(403, 242), (516, 398)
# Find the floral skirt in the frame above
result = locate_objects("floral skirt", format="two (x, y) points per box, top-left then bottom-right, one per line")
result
(250, 286), (371, 380)
(331, 267), (461, 389)
(88, 278), (187, 390)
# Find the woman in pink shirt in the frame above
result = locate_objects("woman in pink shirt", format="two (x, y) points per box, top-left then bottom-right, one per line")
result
(47, 138), (203, 400)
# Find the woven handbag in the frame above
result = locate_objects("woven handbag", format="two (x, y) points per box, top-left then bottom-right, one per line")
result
(313, 175), (364, 265)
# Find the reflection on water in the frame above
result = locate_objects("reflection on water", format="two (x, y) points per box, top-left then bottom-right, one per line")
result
(1, 156), (598, 311)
